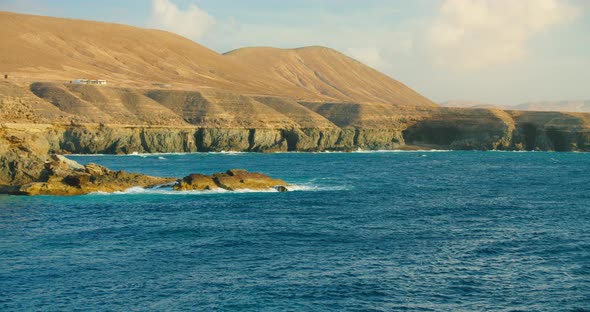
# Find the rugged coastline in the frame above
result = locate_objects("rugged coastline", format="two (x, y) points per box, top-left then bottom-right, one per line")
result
(2, 112), (589, 156)
(1, 112), (588, 196)
(1, 11), (589, 196)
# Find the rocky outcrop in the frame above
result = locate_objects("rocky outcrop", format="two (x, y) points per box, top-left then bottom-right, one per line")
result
(174, 169), (288, 192)
(5, 155), (175, 196)
(214, 169), (288, 191)
(175, 169), (288, 192)
(1, 154), (289, 196)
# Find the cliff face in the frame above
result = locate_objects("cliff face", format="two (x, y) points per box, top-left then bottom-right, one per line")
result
(403, 109), (590, 151)
(2, 113), (584, 162)
(0, 124), (55, 187)
(46, 126), (407, 154)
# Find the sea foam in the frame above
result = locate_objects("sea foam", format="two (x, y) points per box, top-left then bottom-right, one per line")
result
(85, 182), (350, 196)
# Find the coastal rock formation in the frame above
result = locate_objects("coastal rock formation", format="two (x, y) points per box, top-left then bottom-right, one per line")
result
(6, 155), (175, 196)
(1, 154), (289, 196)
(175, 169), (288, 191)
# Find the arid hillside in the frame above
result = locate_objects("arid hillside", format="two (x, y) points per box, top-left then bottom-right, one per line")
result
(0, 11), (290, 95)
(0, 11), (435, 106)
(225, 46), (436, 106)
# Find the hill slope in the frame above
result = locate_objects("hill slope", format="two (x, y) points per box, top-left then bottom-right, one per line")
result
(225, 46), (435, 106)
(0, 11), (321, 99)
(0, 11), (435, 106)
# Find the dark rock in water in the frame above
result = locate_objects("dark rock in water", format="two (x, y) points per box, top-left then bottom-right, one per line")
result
(275, 185), (288, 192)
(175, 169), (288, 191)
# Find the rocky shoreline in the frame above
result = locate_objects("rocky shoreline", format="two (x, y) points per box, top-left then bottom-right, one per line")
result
(1, 109), (589, 196)
(0, 154), (289, 196)
(1, 103), (589, 196)
(0, 125), (290, 196)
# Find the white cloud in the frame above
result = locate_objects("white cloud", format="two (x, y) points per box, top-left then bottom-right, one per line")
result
(150, 0), (215, 41)
(426, 0), (579, 69)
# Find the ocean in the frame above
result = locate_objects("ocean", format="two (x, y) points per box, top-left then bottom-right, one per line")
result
(1, 151), (589, 311)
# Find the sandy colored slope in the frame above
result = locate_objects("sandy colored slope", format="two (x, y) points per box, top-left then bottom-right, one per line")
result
(13, 81), (328, 128)
(224, 46), (436, 106)
(0, 11), (436, 107)
(0, 11), (314, 98)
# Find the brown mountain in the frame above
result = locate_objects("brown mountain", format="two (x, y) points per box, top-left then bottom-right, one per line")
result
(0, 10), (292, 95)
(225, 46), (435, 106)
(0, 11), (435, 107)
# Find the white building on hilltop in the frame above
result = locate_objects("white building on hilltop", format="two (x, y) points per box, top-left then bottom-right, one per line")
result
(74, 79), (107, 85)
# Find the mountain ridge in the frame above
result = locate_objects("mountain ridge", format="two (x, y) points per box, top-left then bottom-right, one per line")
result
(0, 10), (435, 107)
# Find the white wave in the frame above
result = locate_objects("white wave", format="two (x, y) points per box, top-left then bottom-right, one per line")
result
(287, 184), (352, 192)
(488, 149), (552, 153)
(352, 149), (451, 153)
(65, 149), (454, 157)
(86, 182), (350, 196)
(66, 153), (108, 157)
(89, 187), (278, 196)
(67, 152), (192, 157)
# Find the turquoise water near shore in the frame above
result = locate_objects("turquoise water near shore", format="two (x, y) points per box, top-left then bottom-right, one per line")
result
(1, 151), (589, 311)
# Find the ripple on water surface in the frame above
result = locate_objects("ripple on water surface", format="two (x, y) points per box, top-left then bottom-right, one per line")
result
(1, 151), (589, 311)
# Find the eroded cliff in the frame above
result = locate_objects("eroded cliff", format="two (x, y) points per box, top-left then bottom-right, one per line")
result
(2, 80), (590, 154)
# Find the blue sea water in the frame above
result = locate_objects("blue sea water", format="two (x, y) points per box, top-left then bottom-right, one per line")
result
(1, 151), (589, 311)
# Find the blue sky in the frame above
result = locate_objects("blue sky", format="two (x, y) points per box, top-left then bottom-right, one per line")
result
(1, 0), (588, 104)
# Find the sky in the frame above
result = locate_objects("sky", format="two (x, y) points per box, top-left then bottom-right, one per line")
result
(1, 0), (589, 104)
